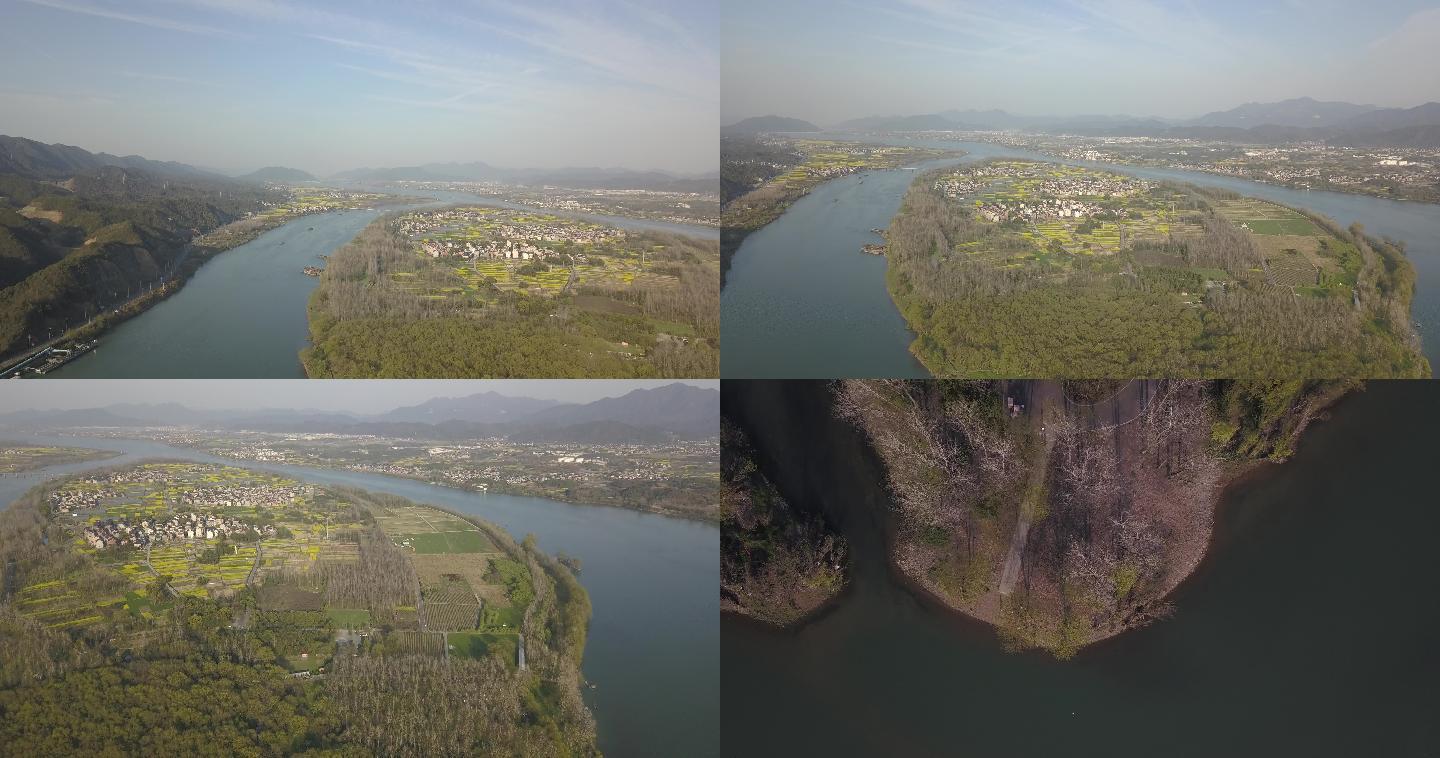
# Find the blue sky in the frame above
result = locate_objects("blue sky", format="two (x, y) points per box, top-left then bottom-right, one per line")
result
(0, 0), (717, 175)
(723, 0), (1440, 125)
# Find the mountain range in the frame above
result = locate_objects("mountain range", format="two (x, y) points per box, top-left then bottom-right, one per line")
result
(0, 383), (719, 443)
(733, 97), (1440, 148)
(330, 162), (717, 193)
(721, 115), (821, 136)
(0, 135), (717, 194)
(0, 135), (226, 183)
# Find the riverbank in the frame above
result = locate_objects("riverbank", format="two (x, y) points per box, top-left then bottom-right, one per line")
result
(0, 443), (119, 473)
(721, 141), (964, 284)
(0, 194), (421, 379)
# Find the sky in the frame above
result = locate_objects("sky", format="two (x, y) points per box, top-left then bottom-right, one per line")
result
(723, 0), (1440, 125)
(0, 379), (717, 414)
(0, 0), (718, 176)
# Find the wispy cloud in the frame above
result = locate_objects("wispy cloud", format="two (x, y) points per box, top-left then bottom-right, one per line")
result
(0, 87), (116, 106)
(19, 0), (248, 39)
(120, 70), (214, 86)
(459, 1), (716, 99)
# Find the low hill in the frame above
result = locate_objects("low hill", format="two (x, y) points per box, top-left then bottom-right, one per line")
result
(523, 383), (718, 438)
(379, 391), (566, 424)
(1186, 97), (1380, 128)
(0, 135), (219, 181)
(721, 115), (821, 136)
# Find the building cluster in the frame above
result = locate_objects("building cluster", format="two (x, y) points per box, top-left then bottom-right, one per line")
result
(934, 165), (1149, 204)
(180, 483), (315, 510)
(977, 197), (1107, 223)
(82, 512), (275, 550)
(399, 209), (623, 262)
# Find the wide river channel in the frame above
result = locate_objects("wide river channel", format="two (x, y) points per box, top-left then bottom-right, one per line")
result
(721, 136), (1440, 377)
(0, 434), (719, 757)
(721, 379), (1439, 756)
(52, 190), (715, 378)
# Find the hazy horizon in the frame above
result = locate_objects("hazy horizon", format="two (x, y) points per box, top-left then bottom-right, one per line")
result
(1, 0), (718, 176)
(723, 0), (1440, 126)
(0, 379), (717, 415)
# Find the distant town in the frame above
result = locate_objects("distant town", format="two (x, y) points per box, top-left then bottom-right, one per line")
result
(52, 427), (720, 521)
(380, 179), (718, 227)
(920, 131), (1440, 204)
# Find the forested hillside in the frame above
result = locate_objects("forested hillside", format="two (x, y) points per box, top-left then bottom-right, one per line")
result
(0, 138), (274, 362)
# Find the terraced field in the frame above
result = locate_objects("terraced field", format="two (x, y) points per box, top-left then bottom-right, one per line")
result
(1214, 198), (1358, 294)
(382, 505), (530, 654)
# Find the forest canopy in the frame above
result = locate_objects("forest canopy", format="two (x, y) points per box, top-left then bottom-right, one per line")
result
(882, 160), (1429, 379)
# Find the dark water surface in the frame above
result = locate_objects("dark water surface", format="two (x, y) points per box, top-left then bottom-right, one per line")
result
(721, 380), (1439, 757)
(0, 435), (718, 757)
(722, 135), (1440, 376)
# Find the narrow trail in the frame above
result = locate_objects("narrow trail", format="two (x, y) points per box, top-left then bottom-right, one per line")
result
(998, 382), (1060, 597)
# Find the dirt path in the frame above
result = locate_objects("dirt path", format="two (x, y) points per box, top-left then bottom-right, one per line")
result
(998, 382), (1061, 596)
(244, 539), (263, 587)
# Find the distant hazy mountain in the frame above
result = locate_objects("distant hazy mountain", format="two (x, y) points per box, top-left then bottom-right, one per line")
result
(835, 110), (1166, 133)
(0, 135), (221, 182)
(331, 162), (715, 193)
(1334, 102), (1440, 131)
(721, 115), (821, 136)
(826, 98), (1440, 148)
(1333, 124), (1440, 149)
(237, 166), (316, 183)
(522, 383), (718, 438)
(1, 383), (720, 443)
(379, 391), (567, 424)
(1185, 97), (1379, 128)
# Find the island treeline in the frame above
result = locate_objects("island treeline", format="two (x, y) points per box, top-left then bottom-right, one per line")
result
(883, 164), (1428, 379)
(0, 477), (596, 756)
(721, 418), (847, 626)
(304, 217), (719, 378)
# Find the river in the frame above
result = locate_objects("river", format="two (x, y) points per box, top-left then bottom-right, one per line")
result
(50, 190), (714, 379)
(720, 380), (1439, 756)
(0, 435), (719, 757)
(721, 135), (1440, 377)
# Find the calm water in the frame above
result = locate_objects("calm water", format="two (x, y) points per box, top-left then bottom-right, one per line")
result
(721, 380), (1440, 757)
(0, 435), (718, 758)
(52, 208), (391, 378)
(51, 188), (713, 379)
(722, 135), (1440, 377)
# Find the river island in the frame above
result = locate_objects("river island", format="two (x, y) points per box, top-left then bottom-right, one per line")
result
(0, 461), (596, 754)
